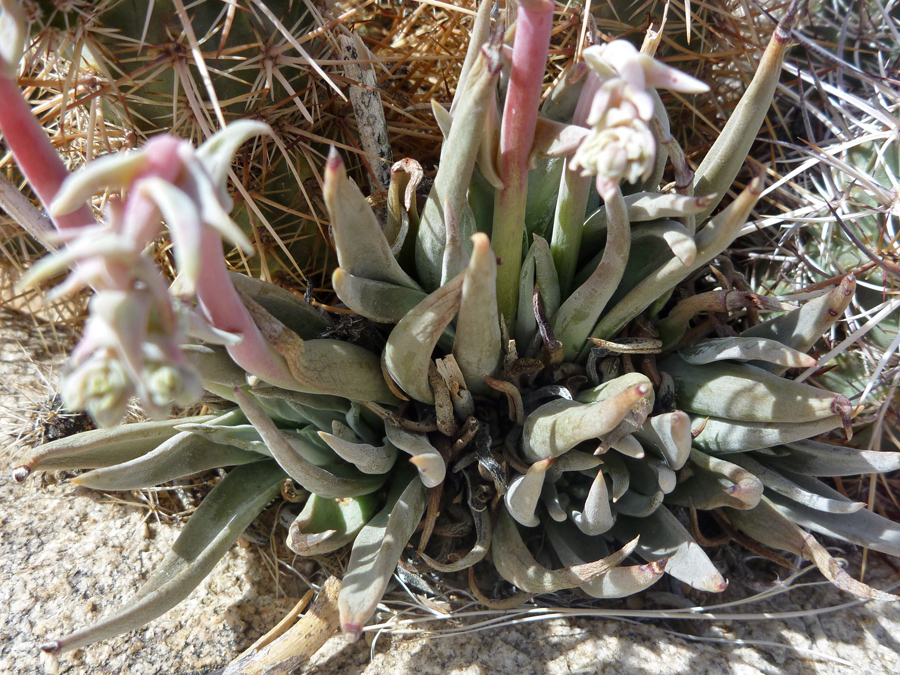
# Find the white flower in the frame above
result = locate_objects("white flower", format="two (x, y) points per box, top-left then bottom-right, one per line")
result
(586, 78), (655, 127)
(582, 41), (709, 97)
(572, 117), (656, 197)
(140, 331), (203, 412)
(142, 359), (203, 411)
(61, 350), (135, 429)
(572, 40), (709, 196)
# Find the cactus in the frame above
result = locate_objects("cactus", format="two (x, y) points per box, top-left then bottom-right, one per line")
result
(3, 0), (365, 291)
(2, 0), (899, 660)
(740, 0), (899, 453)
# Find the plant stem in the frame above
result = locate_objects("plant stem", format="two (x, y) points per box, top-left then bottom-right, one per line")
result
(491, 0), (554, 330)
(194, 226), (296, 390)
(550, 168), (591, 298)
(553, 185), (630, 360)
(0, 70), (95, 231)
(550, 72), (600, 297)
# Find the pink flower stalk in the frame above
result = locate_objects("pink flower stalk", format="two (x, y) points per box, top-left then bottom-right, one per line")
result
(491, 0), (555, 329)
(192, 222), (298, 391)
(0, 18), (95, 233)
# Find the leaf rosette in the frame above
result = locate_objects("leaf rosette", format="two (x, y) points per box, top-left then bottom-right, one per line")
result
(5, 0), (898, 656)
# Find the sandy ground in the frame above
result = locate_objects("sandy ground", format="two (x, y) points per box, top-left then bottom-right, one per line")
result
(2, 308), (899, 675)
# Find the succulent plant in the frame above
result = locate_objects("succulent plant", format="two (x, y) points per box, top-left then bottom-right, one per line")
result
(3, 0), (899, 661)
(745, 0), (900, 452)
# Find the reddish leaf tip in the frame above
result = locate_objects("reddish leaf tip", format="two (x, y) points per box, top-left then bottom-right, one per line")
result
(341, 623), (362, 643)
(39, 640), (61, 654)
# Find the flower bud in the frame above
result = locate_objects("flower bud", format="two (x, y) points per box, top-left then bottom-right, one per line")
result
(572, 118), (655, 194)
(61, 351), (135, 428)
(141, 360), (203, 411)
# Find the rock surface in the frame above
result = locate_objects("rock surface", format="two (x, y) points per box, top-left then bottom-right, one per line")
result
(2, 311), (899, 675)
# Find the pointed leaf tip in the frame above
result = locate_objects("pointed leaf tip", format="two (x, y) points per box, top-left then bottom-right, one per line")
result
(647, 558), (668, 573)
(327, 146), (343, 170)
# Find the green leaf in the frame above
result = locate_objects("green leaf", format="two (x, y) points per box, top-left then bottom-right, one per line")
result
(554, 186), (630, 360)
(42, 460), (286, 654)
(234, 388), (385, 498)
(634, 411), (692, 471)
(662, 354), (849, 424)
(726, 496), (897, 601)
(384, 423), (446, 488)
(338, 467), (426, 641)
(323, 150), (420, 290)
(544, 516), (665, 598)
(243, 294), (397, 404)
(522, 381), (650, 462)
(591, 177), (762, 346)
(230, 273), (330, 340)
(677, 337), (817, 368)
(766, 480), (900, 557)
(384, 271), (464, 404)
(317, 430), (398, 475)
(729, 454), (863, 514)
(71, 431), (263, 490)
(415, 38), (502, 290)
(453, 233), (502, 395)
(287, 493), (379, 556)
(12, 415), (215, 481)
(493, 505), (639, 594)
(771, 439), (900, 476)
(667, 448), (763, 511)
(740, 276), (855, 374)
(692, 3), (798, 220)
(612, 506), (727, 592)
(332, 268), (428, 324)
(691, 415), (843, 454)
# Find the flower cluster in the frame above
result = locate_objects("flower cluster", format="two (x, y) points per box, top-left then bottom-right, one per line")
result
(19, 122), (272, 425)
(59, 286), (199, 427)
(571, 40), (708, 197)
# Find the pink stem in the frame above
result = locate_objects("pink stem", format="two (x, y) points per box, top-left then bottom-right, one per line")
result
(195, 226), (297, 390)
(0, 71), (95, 231)
(491, 0), (554, 329)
